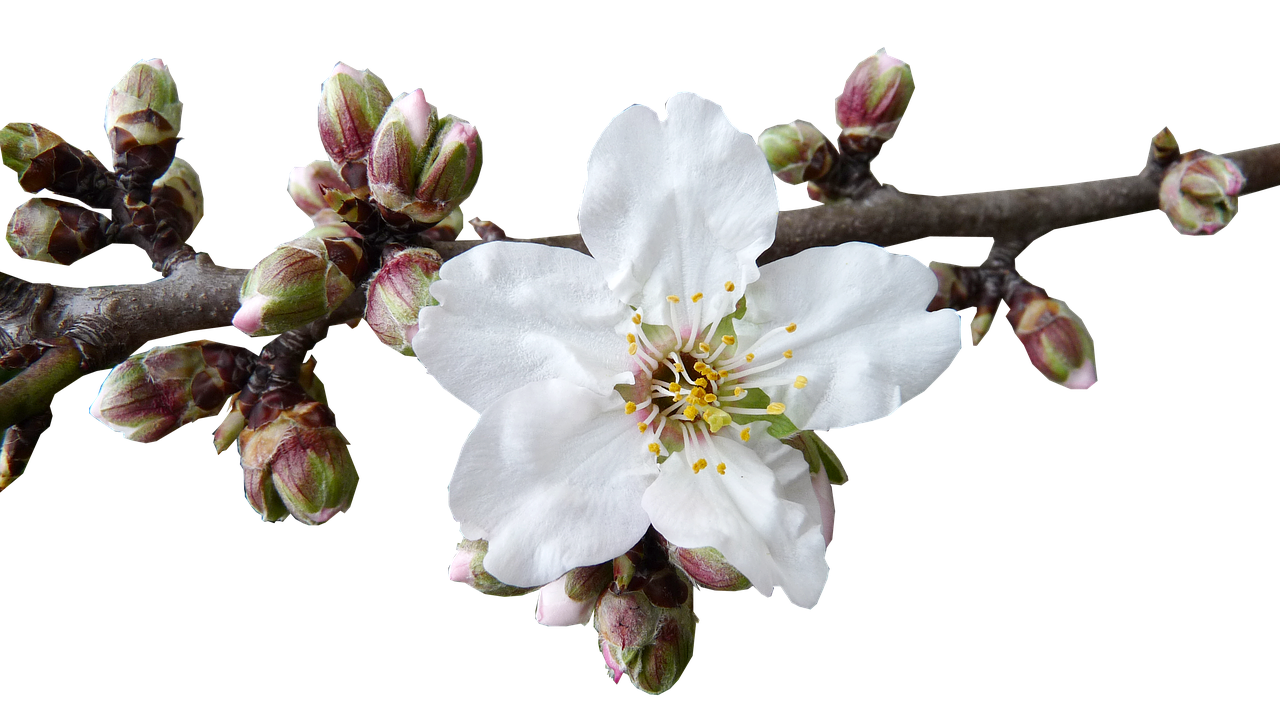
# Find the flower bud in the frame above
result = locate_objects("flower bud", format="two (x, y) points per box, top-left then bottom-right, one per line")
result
(671, 546), (751, 591)
(422, 206), (465, 242)
(448, 539), (538, 596)
(1007, 287), (1096, 389)
(6, 198), (110, 264)
(1, 123), (116, 206)
(105, 59), (182, 159)
(238, 401), (358, 524)
(233, 236), (366, 336)
(318, 63), (393, 164)
(595, 587), (696, 694)
(536, 564), (612, 626)
(1149, 127), (1180, 166)
(0, 410), (52, 491)
(150, 158), (203, 241)
(835, 49), (914, 146)
(288, 160), (353, 222)
(366, 247), (441, 355)
(757, 120), (836, 184)
(1, 123), (63, 185)
(1158, 150), (1245, 235)
(91, 341), (253, 442)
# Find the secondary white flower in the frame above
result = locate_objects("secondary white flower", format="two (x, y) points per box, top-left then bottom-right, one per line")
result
(414, 94), (959, 608)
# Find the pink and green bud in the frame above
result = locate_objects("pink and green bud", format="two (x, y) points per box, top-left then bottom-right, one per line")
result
(233, 236), (366, 336)
(105, 59), (182, 159)
(448, 539), (538, 596)
(238, 400), (358, 525)
(1, 123), (115, 206)
(91, 341), (253, 443)
(595, 586), (696, 694)
(368, 92), (482, 224)
(1, 123), (65, 185)
(288, 160), (353, 223)
(0, 410), (52, 491)
(835, 49), (914, 145)
(1007, 288), (1097, 389)
(758, 120), (836, 184)
(365, 247), (441, 355)
(1150, 127), (1180, 166)
(536, 564), (611, 626)
(1158, 150), (1245, 235)
(150, 157), (203, 241)
(318, 63), (393, 165)
(671, 546), (751, 591)
(6, 198), (110, 264)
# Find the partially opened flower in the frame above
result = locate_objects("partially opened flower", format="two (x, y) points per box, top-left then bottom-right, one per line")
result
(414, 94), (959, 608)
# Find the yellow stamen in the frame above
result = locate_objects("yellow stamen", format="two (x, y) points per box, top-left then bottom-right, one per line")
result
(794, 375), (808, 389)
(694, 378), (708, 388)
(628, 343), (638, 355)
(627, 333), (636, 343)
(674, 364), (685, 372)
(706, 370), (721, 381)
(716, 462), (726, 475)
(692, 458), (707, 474)
(734, 387), (745, 397)
(667, 295), (680, 303)
(724, 281), (735, 292)
(698, 342), (711, 354)
(691, 387), (706, 400)
(683, 406), (699, 420)
(745, 353), (755, 362)
(648, 443), (661, 454)
(704, 393), (717, 403)
(625, 402), (637, 415)
(786, 323), (797, 333)
(783, 349), (793, 359)
(691, 292), (704, 303)
(722, 335), (735, 346)
(766, 402), (786, 415)
(632, 313), (642, 324)
(668, 382), (682, 393)
(693, 361), (708, 373)
(637, 422), (648, 432)
(739, 427), (751, 442)
(704, 407), (731, 432)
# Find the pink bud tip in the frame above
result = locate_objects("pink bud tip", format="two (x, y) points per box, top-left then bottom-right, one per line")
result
(534, 575), (594, 626)
(396, 90), (434, 145)
(146, 59), (166, 69)
(602, 644), (625, 683)
(332, 62), (362, 80)
(1063, 360), (1097, 390)
(448, 549), (472, 583)
(232, 295), (267, 335)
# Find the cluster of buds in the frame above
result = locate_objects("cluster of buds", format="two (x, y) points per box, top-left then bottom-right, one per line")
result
(1159, 149), (1245, 235)
(104, 59), (182, 181)
(91, 342), (255, 442)
(225, 375), (358, 525)
(6, 198), (111, 264)
(233, 234), (367, 336)
(757, 120), (837, 185)
(365, 246), (441, 354)
(835, 48), (914, 151)
(367, 90), (482, 225)
(1005, 281), (1096, 389)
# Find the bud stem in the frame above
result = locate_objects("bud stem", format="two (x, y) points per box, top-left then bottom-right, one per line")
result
(0, 344), (83, 429)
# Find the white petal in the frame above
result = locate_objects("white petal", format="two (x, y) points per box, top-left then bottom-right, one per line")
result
(578, 93), (777, 327)
(642, 429), (829, 608)
(413, 241), (633, 413)
(739, 243), (961, 431)
(534, 575), (595, 627)
(449, 379), (657, 588)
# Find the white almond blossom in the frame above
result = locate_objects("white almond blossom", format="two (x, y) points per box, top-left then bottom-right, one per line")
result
(413, 93), (959, 608)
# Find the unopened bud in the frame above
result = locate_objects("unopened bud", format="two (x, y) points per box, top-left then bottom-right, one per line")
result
(212, 403), (246, 454)
(150, 158), (203, 241)
(1150, 127), (1180, 166)
(366, 247), (441, 355)
(6, 198), (110, 264)
(1159, 150), (1245, 235)
(671, 546), (751, 591)
(318, 63), (393, 164)
(233, 236), (366, 336)
(448, 538), (538, 596)
(758, 120), (836, 184)
(422, 206), (464, 241)
(835, 49), (914, 148)
(91, 341), (253, 442)
(595, 586), (696, 694)
(1, 123), (64, 186)
(0, 410), (53, 491)
(105, 59), (182, 161)
(536, 564), (612, 626)
(288, 160), (353, 222)
(238, 401), (358, 524)
(1007, 287), (1096, 389)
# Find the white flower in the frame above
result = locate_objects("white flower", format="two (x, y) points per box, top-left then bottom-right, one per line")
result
(413, 94), (959, 608)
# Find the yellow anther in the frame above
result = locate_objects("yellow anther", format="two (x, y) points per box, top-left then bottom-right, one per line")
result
(668, 381), (682, 393)
(667, 295), (680, 303)
(786, 323), (797, 333)
(628, 343), (638, 355)
(637, 422), (648, 432)
(704, 393), (717, 403)
(783, 349), (793, 359)
(699, 342), (711, 354)
(674, 364), (685, 372)
(745, 353), (755, 362)
(632, 313), (642, 324)
(625, 402), (637, 415)
(706, 370), (721, 381)
(691, 292), (704, 303)
(673, 392), (683, 402)
(716, 462), (727, 475)
(648, 443), (661, 454)
(734, 387), (745, 397)
(693, 361), (708, 373)
(739, 427), (751, 442)
(691, 387), (706, 400)
(694, 378), (708, 388)
(627, 333), (636, 343)
(703, 407), (731, 432)
(692, 459), (707, 474)
(724, 281), (735, 292)
(793, 375), (808, 389)
(722, 335), (736, 346)
(683, 406), (699, 420)
(766, 402), (786, 415)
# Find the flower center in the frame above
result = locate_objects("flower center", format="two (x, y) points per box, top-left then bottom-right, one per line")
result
(619, 287), (805, 476)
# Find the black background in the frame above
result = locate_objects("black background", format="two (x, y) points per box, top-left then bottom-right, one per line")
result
(0, 40), (1264, 706)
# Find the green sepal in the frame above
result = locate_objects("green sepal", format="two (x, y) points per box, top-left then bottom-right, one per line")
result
(782, 430), (849, 485)
(725, 387), (799, 440)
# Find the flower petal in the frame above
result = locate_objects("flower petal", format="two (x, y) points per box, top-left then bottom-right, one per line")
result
(740, 243), (960, 431)
(450, 379), (657, 588)
(579, 93), (777, 327)
(413, 241), (633, 413)
(642, 429), (829, 608)
(534, 575), (595, 627)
